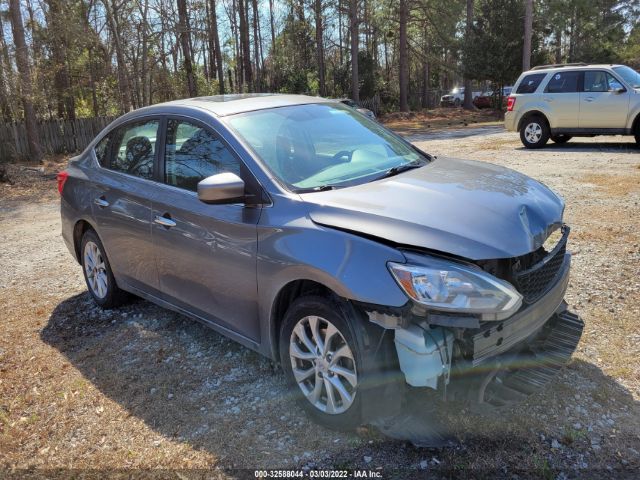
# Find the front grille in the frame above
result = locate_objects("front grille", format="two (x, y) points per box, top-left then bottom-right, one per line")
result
(512, 227), (569, 304)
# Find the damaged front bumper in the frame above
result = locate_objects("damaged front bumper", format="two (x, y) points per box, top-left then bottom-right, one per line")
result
(369, 251), (584, 406)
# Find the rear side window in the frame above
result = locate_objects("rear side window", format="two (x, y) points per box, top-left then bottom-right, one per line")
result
(515, 73), (546, 94)
(164, 119), (241, 192)
(108, 120), (159, 180)
(94, 134), (110, 166)
(544, 71), (581, 93)
(584, 71), (624, 92)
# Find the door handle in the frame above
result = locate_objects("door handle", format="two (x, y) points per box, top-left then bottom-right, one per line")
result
(543, 97), (553, 102)
(154, 214), (176, 228)
(94, 197), (109, 208)
(584, 97), (594, 102)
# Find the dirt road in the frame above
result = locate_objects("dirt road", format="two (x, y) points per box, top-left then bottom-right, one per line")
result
(1, 128), (639, 478)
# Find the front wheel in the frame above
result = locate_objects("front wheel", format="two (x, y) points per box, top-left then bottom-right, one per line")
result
(280, 296), (363, 429)
(551, 134), (572, 144)
(520, 116), (550, 149)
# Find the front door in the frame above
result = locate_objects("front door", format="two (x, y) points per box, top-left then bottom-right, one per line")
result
(579, 70), (630, 129)
(151, 117), (262, 341)
(542, 70), (581, 129)
(91, 118), (160, 292)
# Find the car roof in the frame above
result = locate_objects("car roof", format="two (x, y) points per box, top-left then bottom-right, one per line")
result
(147, 93), (333, 117)
(524, 64), (625, 74)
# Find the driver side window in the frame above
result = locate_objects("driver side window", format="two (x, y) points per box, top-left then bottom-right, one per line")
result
(584, 71), (624, 92)
(108, 120), (159, 180)
(164, 119), (241, 192)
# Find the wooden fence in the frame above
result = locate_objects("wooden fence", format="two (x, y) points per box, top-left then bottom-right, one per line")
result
(0, 116), (116, 162)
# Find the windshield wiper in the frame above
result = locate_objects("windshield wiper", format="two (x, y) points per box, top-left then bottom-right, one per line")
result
(294, 184), (339, 193)
(376, 160), (425, 180)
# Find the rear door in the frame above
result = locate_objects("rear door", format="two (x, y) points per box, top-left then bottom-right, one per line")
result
(542, 70), (582, 128)
(91, 118), (160, 292)
(579, 70), (630, 128)
(151, 117), (262, 341)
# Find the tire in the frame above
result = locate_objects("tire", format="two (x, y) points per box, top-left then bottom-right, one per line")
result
(80, 229), (129, 309)
(454, 98), (461, 107)
(551, 134), (572, 144)
(635, 129), (640, 148)
(520, 116), (550, 149)
(279, 295), (401, 430)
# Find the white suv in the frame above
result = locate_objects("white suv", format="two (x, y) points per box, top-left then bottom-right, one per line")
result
(505, 63), (640, 148)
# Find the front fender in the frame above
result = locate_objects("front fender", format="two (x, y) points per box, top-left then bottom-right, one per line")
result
(256, 204), (408, 358)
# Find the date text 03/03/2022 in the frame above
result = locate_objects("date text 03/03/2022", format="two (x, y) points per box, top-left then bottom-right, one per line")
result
(254, 470), (383, 478)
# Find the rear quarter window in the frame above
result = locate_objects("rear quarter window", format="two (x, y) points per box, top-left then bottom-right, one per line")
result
(515, 73), (547, 94)
(94, 134), (111, 166)
(544, 71), (581, 93)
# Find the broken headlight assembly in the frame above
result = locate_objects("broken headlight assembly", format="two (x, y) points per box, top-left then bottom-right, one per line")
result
(388, 257), (523, 321)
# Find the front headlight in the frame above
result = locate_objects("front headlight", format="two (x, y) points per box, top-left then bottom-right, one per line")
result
(388, 257), (522, 321)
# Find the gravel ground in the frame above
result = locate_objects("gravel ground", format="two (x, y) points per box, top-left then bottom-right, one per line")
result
(0, 128), (639, 479)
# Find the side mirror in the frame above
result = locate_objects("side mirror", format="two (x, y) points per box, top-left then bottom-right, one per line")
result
(611, 87), (626, 94)
(197, 172), (245, 204)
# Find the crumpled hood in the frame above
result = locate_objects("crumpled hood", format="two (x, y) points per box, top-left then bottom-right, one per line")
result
(301, 157), (564, 260)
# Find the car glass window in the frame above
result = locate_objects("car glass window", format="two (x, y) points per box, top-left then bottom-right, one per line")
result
(544, 71), (580, 93)
(94, 134), (111, 166)
(612, 66), (640, 88)
(109, 120), (159, 179)
(606, 73), (624, 91)
(587, 72), (623, 92)
(515, 73), (546, 94)
(164, 119), (241, 192)
(228, 103), (426, 190)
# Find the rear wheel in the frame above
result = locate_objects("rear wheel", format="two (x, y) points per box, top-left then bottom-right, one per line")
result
(520, 116), (550, 149)
(81, 229), (129, 309)
(635, 129), (640, 147)
(551, 134), (572, 144)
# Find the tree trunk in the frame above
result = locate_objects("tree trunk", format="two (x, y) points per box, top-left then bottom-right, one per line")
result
(0, 14), (14, 120)
(523, 0), (533, 71)
(252, 0), (261, 91)
(177, 0), (198, 97)
(9, 0), (42, 162)
(47, 0), (75, 120)
(463, 0), (474, 110)
(140, 0), (150, 105)
(314, 0), (326, 96)
(104, 0), (133, 113)
(554, 27), (562, 63)
(349, 0), (359, 101)
(399, 0), (409, 112)
(210, 0), (225, 94)
(238, 0), (252, 90)
(269, 0), (276, 58)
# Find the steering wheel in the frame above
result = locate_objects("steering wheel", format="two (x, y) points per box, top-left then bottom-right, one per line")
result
(332, 150), (352, 163)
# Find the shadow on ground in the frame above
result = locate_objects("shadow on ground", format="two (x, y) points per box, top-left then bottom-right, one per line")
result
(41, 293), (640, 477)
(517, 141), (639, 153)
(401, 125), (505, 143)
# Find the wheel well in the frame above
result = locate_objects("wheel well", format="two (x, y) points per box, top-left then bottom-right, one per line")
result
(73, 219), (95, 262)
(270, 279), (334, 359)
(518, 110), (549, 132)
(632, 113), (640, 134)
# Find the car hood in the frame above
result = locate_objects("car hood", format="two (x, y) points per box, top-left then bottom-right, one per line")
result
(300, 157), (565, 260)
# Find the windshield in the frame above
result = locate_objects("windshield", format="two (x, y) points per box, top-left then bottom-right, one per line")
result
(613, 66), (640, 88)
(227, 103), (429, 191)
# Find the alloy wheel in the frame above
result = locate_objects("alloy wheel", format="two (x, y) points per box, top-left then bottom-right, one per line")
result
(84, 241), (108, 299)
(289, 315), (357, 414)
(524, 122), (543, 144)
